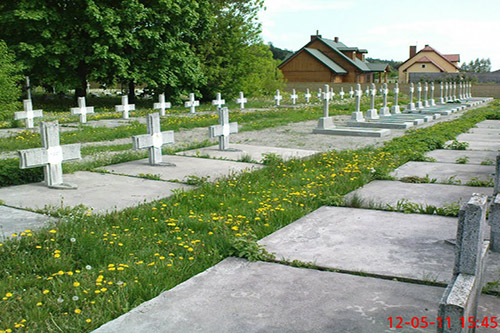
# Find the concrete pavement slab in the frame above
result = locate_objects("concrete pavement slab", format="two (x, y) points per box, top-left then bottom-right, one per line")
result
(461, 140), (500, 151)
(345, 180), (492, 209)
(468, 128), (500, 135)
(92, 257), (500, 333)
(391, 161), (495, 184)
(259, 206), (500, 286)
(456, 133), (500, 142)
(100, 155), (262, 183)
(0, 205), (57, 239)
(178, 144), (319, 163)
(474, 120), (500, 129)
(0, 171), (192, 213)
(425, 149), (498, 165)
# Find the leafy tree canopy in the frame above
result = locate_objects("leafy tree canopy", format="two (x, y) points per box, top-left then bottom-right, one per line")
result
(0, 40), (22, 120)
(461, 58), (491, 73)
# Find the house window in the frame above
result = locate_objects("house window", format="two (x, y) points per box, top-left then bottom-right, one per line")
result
(422, 64), (426, 68)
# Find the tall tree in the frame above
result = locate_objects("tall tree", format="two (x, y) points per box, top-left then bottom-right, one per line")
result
(461, 58), (491, 73)
(0, 40), (22, 120)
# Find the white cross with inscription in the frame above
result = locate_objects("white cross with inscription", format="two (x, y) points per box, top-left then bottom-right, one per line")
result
(115, 95), (135, 119)
(14, 99), (43, 129)
(212, 93), (225, 110)
(290, 89), (298, 105)
(132, 113), (175, 166)
(209, 107), (238, 151)
(185, 93), (200, 113)
(236, 91), (247, 109)
(351, 84), (365, 122)
(154, 94), (171, 116)
(70, 97), (94, 123)
(304, 89), (311, 103)
(322, 84), (331, 118)
(274, 90), (282, 106)
(18, 121), (81, 189)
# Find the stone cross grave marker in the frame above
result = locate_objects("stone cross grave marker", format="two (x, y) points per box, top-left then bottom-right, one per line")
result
(316, 84), (333, 129)
(236, 91), (247, 109)
(459, 82), (463, 100)
(209, 107), (238, 151)
(423, 82), (430, 108)
(452, 82), (457, 101)
(304, 89), (311, 103)
(416, 82), (423, 109)
(444, 82), (449, 103)
(407, 83), (416, 111)
(365, 85), (370, 97)
(115, 95), (135, 119)
(349, 86), (354, 98)
(18, 121), (81, 189)
(439, 82), (445, 104)
(430, 82), (436, 106)
(330, 88), (335, 101)
(70, 97), (94, 123)
(14, 99), (43, 129)
(379, 83), (390, 116)
(317, 88), (322, 101)
(339, 87), (345, 100)
(468, 82), (472, 98)
(391, 83), (401, 114)
(212, 93), (225, 111)
(366, 83), (379, 119)
(290, 89), (298, 105)
(351, 84), (365, 122)
(132, 113), (175, 166)
(274, 90), (282, 106)
(185, 93), (200, 114)
(154, 94), (171, 116)
(438, 194), (489, 332)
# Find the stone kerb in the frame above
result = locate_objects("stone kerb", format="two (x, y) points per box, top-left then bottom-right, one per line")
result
(489, 195), (500, 252)
(438, 193), (489, 333)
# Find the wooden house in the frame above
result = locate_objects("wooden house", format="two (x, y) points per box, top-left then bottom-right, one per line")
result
(398, 45), (460, 83)
(278, 34), (389, 83)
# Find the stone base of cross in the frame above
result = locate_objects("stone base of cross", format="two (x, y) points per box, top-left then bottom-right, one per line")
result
(154, 94), (172, 116)
(209, 107), (239, 151)
(116, 96), (135, 119)
(71, 97), (94, 123)
(132, 113), (175, 166)
(391, 105), (401, 114)
(14, 99), (43, 129)
(407, 102), (416, 112)
(18, 121), (81, 189)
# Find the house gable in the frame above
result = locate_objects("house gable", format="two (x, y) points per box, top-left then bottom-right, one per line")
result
(279, 49), (341, 82)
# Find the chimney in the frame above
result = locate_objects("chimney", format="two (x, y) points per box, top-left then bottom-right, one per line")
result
(311, 30), (322, 41)
(409, 45), (417, 58)
(334, 37), (339, 43)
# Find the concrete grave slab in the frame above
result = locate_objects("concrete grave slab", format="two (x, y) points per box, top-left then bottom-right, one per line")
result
(0, 205), (57, 239)
(392, 161), (495, 184)
(345, 180), (492, 209)
(468, 127), (500, 135)
(0, 171), (191, 213)
(474, 120), (500, 129)
(456, 133), (500, 142)
(259, 206), (500, 286)
(451, 139), (500, 151)
(92, 257), (500, 333)
(178, 144), (319, 163)
(100, 155), (262, 183)
(425, 149), (498, 165)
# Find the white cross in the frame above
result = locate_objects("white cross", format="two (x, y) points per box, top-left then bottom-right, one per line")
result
(339, 87), (345, 100)
(365, 86), (370, 96)
(274, 90), (282, 106)
(349, 87), (354, 98)
(18, 121), (81, 188)
(132, 113), (175, 166)
(330, 88), (335, 100)
(115, 95), (135, 119)
(14, 99), (43, 129)
(185, 93), (200, 113)
(209, 107), (238, 151)
(70, 97), (94, 123)
(236, 91), (247, 109)
(304, 89), (311, 103)
(154, 94), (171, 116)
(290, 89), (298, 104)
(317, 88), (322, 101)
(212, 93), (225, 110)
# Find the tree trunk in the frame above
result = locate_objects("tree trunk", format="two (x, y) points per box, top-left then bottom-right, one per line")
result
(75, 61), (87, 101)
(128, 81), (136, 104)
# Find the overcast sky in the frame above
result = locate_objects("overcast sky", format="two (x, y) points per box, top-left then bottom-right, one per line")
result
(259, 0), (500, 70)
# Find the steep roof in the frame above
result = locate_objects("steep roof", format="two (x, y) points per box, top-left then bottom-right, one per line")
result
(399, 45), (460, 70)
(279, 36), (387, 73)
(304, 48), (348, 74)
(365, 62), (390, 72)
(443, 54), (460, 62)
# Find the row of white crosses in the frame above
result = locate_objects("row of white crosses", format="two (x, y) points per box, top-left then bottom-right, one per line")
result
(273, 86), (354, 107)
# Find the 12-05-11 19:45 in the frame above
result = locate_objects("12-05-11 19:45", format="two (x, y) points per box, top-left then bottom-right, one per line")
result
(387, 316), (498, 329)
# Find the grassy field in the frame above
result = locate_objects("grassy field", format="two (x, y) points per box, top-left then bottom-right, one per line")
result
(0, 100), (498, 332)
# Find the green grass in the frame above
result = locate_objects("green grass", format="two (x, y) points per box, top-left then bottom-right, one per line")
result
(0, 100), (498, 331)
